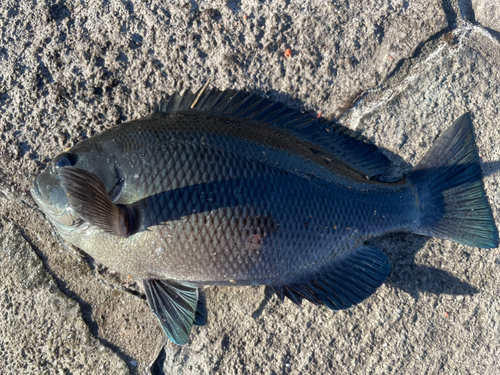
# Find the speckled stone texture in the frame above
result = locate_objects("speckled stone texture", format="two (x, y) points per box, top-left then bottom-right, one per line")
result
(0, 219), (128, 374)
(472, 0), (500, 35)
(0, 0), (499, 374)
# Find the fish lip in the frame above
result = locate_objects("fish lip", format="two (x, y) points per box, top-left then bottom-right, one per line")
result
(30, 177), (70, 219)
(30, 179), (41, 202)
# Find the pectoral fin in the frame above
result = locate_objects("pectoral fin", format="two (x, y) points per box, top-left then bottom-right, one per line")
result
(194, 288), (208, 326)
(143, 279), (199, 345)
(273, 245), (391, 310)
(59, 167), (133, 237)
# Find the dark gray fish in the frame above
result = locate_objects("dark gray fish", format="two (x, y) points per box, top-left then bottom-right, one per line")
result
(31, 88), (498, 345)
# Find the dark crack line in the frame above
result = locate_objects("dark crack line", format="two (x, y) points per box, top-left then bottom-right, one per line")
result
(457, 0), (500, 42)
(149, 347), (167, 375)
(385, 0), (459, 82)
(2, 189), (152, 373)
(340, 1), (461, 115)
(441, 0), (459, 30)
(252, 286), (275, 319)
(3, 215), (139, 375)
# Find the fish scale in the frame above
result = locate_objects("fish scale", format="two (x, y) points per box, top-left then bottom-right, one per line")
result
(96, 138), (411, 282)
(116, 139), (416, 283)
(32, 89), (498, 345)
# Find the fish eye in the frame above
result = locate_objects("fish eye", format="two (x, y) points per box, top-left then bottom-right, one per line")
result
(54, 152), (77, 170)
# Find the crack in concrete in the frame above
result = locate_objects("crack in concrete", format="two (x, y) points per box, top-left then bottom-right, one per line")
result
(343, 22), (498, 131)
(335, 1), (458, 124)
(0, 189), (139, 375)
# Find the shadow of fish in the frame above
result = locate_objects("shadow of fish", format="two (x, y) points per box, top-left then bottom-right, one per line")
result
(31, 88), (499, 345)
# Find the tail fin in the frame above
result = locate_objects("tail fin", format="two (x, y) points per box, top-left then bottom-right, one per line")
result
(408, 113), (498, 248)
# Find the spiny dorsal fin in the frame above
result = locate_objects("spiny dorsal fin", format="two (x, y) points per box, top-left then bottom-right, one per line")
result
(156, 88), (391, 178)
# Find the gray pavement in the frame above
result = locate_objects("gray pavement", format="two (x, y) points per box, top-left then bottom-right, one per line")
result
(0, 1), (499, 374)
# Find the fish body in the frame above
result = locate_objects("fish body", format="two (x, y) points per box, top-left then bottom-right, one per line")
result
(31, 89), (498, 345)
(48, 112), (415, 284)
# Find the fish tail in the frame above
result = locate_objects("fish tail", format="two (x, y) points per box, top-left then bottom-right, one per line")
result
(408, 113), (498, 248)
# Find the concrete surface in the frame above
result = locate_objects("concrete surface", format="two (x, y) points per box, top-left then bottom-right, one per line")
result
(0, 218), (128, 374)
(471, 0), (500, 35)
(0, 0), (499, 374)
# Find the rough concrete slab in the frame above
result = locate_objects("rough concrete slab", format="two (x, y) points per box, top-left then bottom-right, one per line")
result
(334, 23), (500, 373)
(0, 217), (128, 374)
(0, 0), (498, 374)
(471, 0), (500, 35)
(0, 186), (163, 374)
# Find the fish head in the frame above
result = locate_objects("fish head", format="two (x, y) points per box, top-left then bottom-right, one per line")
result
(31, 147), (122, 232)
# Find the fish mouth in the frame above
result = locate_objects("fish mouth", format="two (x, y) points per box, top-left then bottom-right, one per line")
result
(30, 179), (42, 203)
(31, 177), (72, 221)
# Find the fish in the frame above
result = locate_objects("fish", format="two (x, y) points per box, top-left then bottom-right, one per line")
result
(31, 88), (499, 345)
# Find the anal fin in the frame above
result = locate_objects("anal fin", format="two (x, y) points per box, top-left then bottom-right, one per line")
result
(273, 245), (391, 310)
(143, 279), (199, 345)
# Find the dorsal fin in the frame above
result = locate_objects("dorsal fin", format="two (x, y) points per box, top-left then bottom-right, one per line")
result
(156, 88), (390, 178)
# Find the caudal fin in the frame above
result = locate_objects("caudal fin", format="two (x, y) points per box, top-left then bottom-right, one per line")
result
(408, 113), (498, 248)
